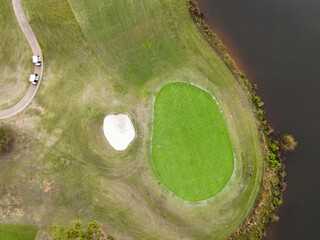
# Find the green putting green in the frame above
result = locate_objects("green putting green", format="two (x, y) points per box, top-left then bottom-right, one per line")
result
(152, 82), (234, 201)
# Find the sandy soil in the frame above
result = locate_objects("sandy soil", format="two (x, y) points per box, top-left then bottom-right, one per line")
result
(103, 114), (135, 151)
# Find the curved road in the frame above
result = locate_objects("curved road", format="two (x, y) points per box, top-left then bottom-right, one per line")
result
(0, 0), (43, 119)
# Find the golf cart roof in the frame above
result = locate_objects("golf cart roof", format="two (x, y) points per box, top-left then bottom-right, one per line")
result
(29, 74), (36, 82)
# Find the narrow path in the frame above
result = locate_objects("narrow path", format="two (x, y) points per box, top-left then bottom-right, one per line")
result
(0, 0), (43, 119)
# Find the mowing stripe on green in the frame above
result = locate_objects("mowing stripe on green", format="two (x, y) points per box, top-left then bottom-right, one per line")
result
(152, 82), (234, 201)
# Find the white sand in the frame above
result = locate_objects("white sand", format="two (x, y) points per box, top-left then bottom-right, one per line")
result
(103, 114), (135, 151)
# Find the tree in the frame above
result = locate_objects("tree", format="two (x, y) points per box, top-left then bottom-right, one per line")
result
(107, 235), (116, 240)
(278, 134), (297, 152)
(0, 128), (14, 153)
(53, 220), (113, 240)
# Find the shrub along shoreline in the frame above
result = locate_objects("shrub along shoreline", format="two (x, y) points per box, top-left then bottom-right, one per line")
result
(185, 0), (294, 239)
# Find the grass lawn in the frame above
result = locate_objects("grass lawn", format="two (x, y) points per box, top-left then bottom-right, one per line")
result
(0, 224), (37, 240)
(0, 0), (32, 110)
(0, 0), (264, 239)
(153, 82), (234, 201)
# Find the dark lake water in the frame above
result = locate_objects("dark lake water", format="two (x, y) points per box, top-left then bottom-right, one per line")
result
(197, 0), (320, 239)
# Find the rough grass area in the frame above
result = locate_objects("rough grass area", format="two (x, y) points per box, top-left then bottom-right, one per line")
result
(0, 0), (264, 239)
(153, 82), (234, 201)
(0, 0), (32, 109)
(0, 224), (37, 240)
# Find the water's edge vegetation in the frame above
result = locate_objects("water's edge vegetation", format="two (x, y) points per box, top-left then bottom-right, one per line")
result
(186, 0), (296, 239)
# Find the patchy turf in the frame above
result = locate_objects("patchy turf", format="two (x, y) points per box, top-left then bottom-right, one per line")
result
(0, 0), (32, 110)
(0, 224), (37, 240)
(0, 0), (264, 239)
(153, 82), (234, 201)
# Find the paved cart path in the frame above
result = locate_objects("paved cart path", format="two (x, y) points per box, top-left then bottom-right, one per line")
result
(0, 0), (43, 119)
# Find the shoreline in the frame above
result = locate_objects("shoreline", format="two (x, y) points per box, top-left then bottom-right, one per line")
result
(185, 0), (286, 238)
(195, 0), (277, 122)
(196, 0), (253, 78)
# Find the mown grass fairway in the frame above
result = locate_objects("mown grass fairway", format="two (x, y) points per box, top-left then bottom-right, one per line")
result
(0, 0), (32, 109)
(0, 0), (264, 239)
(0, 224), (37, 240)
(153, 82), (234, 201)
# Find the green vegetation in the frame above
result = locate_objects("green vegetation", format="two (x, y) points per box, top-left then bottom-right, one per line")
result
(0, 224), (37, 240)
(0, 0), (32, 109)
(153, 82), (234, 201)
(53, 220), (115, 240)
(279, 134), (297, 152)
(0, 0), (265, 239)
(0, 128), (14, 152)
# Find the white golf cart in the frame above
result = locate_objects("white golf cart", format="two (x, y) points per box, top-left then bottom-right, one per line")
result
(29, 74), (39, 85)
(32, 55), (41, 66)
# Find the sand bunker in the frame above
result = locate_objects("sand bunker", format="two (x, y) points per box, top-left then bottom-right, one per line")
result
(103, 114), (135, 151)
